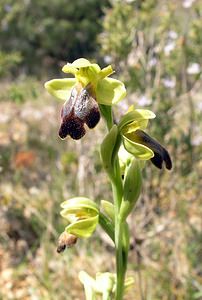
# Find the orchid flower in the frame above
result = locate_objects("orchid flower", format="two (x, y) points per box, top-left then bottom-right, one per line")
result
(45, 58), (126, 139)
(118, 107), (172, 170)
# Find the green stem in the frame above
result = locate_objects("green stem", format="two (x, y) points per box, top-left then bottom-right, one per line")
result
(112, 160), (126, 300)
(115, 219), (125, 300)
(100, 105), (129, 299)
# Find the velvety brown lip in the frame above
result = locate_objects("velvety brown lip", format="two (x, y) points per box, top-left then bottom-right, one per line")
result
(132, 129), (172, 170)
(59, 85), (100, 140)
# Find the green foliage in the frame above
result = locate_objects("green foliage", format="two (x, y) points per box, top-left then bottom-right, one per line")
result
(0, 78), (40, 103)
(100, 2), (135, 63)
(0, 51), (22, 77)
(0, 0), (110, 75)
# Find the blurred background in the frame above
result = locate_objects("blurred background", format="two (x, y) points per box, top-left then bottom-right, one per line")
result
(0, 0), (202, 299)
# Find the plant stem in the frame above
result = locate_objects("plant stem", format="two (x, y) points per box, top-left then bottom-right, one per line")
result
(101, 106), (129, 299)
(115, 219), (125, 300)
(112, 161), (126, 300)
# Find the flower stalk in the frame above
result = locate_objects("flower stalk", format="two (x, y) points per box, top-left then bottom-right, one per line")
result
(45, 58), (172, 300)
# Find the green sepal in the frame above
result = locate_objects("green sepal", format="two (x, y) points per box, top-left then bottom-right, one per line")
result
(68, 58), (96, 68)
(61, 197), (98, 222)
(100, 125), (118, 180)
(61, 197), (98, 212)
(44, 78), (76, 100)
(120, 159), (142, 221)
(65, 215), (99, 238)
(96, 78), (126, 105)
(123, 134), (154, 160)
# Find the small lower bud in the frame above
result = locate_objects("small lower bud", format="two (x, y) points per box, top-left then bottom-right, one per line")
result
(57, 232), (77, 253)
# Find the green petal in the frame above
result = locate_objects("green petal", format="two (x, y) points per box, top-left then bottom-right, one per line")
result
(96, 78), (126, 105)
(98, 65), (114, 79)
(61, 197), (98, 212)
(44, 78), (76, 100)
(62, 64), (78, 74)
(60, 197), (98, 221)
(123, 135), (154, 160)
(65, 215), (99, 238)
(123, 119), (149, 134)
(119, 109), (155, 131)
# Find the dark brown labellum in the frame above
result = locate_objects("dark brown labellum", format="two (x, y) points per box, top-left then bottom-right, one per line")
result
(133, 129), (172, 170)
(59, 85), (100, 140)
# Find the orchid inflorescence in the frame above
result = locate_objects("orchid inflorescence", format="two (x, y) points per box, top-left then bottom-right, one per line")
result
(45, 58), (172, 300)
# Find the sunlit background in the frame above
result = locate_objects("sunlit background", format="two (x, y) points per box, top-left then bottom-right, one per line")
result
(0, 0), (202, 299)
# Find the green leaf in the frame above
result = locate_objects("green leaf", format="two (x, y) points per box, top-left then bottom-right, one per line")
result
(96, 78), (126, 105)
(100, 125), (118, 179)
(123, 135), (154, 160)
(101, 200), (115, 222)
(65, 215), (99, 238)
(120, 159), (142, 220)
(44, 78), (76, 100)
